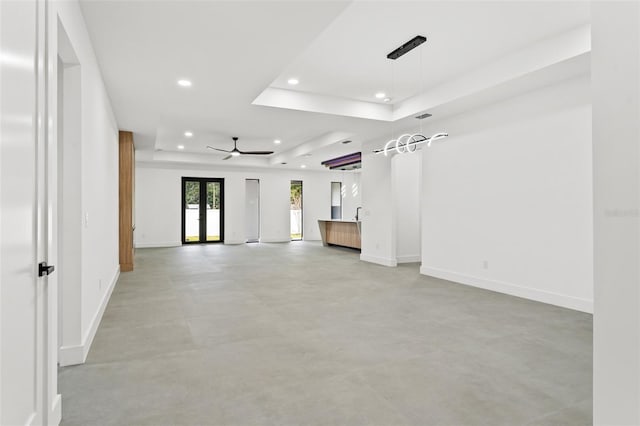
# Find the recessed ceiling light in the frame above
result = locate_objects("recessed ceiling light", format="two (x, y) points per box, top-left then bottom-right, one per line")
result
(281, 162), (287, 165)
(342, 140), (352, 144)
(184, 131), (193, 137)
(177, 79), (192, 87)
(301, 164), (306, 168)
(375, 92), (386, 99)
(177, 145), (185, 150)
(274, 139), (281, 144)
(287, 78), (299, 85)
(303, 153), (312, 157)
(383, 97), (391, 103)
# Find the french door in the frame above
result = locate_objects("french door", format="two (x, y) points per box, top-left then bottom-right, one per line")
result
(182, 177), (225, 244)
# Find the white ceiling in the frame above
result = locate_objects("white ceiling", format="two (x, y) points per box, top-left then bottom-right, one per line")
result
(80, 0), (591, 171)
(270, 1), (590, 104)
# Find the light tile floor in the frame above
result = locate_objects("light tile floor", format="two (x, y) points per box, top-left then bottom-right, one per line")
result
(59, 242), (592, 425)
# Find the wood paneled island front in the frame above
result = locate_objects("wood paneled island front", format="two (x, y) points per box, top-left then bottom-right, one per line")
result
(318, 220), (361, 250)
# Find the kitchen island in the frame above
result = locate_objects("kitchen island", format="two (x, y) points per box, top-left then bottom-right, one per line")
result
(317, 220), (361, 250)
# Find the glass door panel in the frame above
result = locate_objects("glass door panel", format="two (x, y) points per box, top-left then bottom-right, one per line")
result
(182, 177), (224, 244)
(206, 181), (221, 241)
(184, 180), (201, 242)
(290, 180), (303, 240)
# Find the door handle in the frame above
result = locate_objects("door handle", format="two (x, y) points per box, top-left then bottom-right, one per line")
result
(38, 262), (55, 277)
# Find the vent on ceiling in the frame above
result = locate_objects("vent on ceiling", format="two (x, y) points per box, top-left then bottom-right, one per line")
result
(387, 35), (427, 60)
(415, 113), (432, 120)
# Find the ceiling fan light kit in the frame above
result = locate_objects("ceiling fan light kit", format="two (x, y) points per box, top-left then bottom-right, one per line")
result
(207, 136), (274, 160)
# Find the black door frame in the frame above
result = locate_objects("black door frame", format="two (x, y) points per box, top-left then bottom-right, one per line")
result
(291, 180), (303, 241)
(181, 177), (225, 244)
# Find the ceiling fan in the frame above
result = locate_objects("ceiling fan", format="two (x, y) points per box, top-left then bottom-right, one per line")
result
(206, 136), (274, 160)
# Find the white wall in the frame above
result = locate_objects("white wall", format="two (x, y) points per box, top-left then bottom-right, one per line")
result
(54, 1), (120, 365)
(419, 76), (593, 313)
(360, 150), (397, 266)
(592, 2), (640, 423)
(393, 154), (422, 263)
(135, 163), (361, 247)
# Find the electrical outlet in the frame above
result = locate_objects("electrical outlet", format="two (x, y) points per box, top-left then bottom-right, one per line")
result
(483, 260), (489, 270)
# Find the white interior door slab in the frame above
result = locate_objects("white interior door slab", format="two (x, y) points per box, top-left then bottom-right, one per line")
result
(245, 179), (260, 242)
(1, 0), (53, 424)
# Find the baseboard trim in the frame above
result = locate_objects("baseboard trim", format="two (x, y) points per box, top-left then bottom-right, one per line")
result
(360, 253), (397, 267)
(50, 393), (62, 426)
(397, 255), (421, 264)
(59, 266), (120, 366)
(82, 265), (119, 359)
(420, 265), (593, 313)
(224, 240), (245, 245)
(58, 344), (84, 366)
(259, 237), (290, 243)
(135, 241), (181, 248)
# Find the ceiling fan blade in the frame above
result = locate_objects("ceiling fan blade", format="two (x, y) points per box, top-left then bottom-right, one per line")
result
(222, 155), (233, 160)
(237, 150), (274, 155)
(207, 145), (232, 153)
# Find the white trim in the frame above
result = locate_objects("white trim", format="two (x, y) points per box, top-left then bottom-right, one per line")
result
(259, 237), (290, 243)
(25, 413), (37, 426)
(58, 266), (119, 366)
(58, 344), (83, 367)
(360, 253), (398, 267)
(223, 239), (245, 245)
(396, 255), (421, 264)
(49, 394), (61, 426)
(134, 241), (181, 248)
(420, 265), (593, 313)
(82, 265), (119, 359)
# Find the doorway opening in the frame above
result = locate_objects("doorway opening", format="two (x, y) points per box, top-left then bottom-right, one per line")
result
(331, 181), (342, 219)
(245, 179), (260, 243)
(57, 20), (83, 367)
(182, 177), (224, 244)
(290, 180), (303, 240)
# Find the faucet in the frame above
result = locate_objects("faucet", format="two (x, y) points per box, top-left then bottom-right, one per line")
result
(355, 207), (362, 221)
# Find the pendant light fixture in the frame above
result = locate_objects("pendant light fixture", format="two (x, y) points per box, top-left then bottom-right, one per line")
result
(373, 35), (449, 156)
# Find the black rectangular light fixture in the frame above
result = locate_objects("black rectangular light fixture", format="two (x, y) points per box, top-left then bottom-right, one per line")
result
(387, 35), (427, 60)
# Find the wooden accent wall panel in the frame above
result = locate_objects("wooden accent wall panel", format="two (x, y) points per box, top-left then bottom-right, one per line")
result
(119, 131), (135, 272)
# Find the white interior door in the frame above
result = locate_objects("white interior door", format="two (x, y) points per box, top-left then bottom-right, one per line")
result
(245, 179), (260, 242)
(1, 0), (53, 424)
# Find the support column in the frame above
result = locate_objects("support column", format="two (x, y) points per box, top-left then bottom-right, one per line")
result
(119, 131), (134, 272)
(592, 2), (640, 424)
